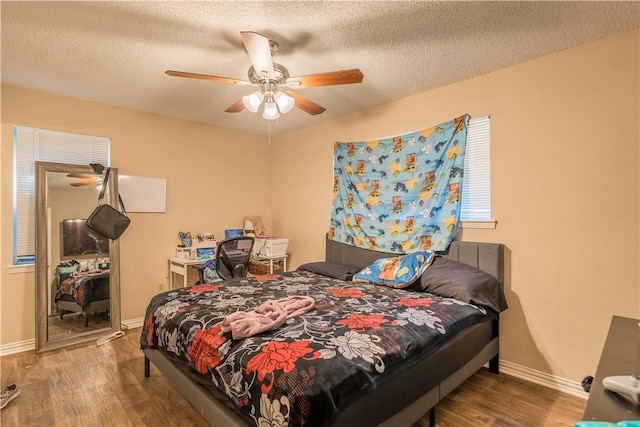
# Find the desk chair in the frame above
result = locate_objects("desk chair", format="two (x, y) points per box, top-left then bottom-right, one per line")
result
(216, 236), (254, 280)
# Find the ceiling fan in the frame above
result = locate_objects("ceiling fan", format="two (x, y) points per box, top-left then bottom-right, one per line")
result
(67, 173), (102, 187)
(165, 31), (364, 120)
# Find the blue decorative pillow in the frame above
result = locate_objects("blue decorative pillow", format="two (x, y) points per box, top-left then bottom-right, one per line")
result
(353, 251), (435, 288)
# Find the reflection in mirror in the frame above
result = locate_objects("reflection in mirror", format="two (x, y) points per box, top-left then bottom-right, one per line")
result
(36, 162), (121, 353)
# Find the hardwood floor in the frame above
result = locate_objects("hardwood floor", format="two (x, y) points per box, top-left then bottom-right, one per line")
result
(47, 312), (111, 342)
(1, 327), (585, 426)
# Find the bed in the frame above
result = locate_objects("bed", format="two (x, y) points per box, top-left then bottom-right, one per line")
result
(55, 269), (110, 327)
(141, 239), (506, 426)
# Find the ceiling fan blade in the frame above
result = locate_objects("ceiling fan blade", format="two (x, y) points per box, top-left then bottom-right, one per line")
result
(67, 173), (96, 179)
(288, 69), (364, 88)
(225, 99), (246, 113)
(240, 31), (275, 80)
(284, 91), (326, 116)
(165, 70), (250, 86)
(70, 181), (97, 187)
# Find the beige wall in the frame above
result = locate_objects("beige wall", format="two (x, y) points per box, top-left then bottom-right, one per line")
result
(271, 30), (640, 382)
(1, 85), (273, 344)
(1, 30), (638, 385)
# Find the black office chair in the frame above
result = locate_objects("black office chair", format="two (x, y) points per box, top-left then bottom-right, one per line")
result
(215, 236), (254, 280)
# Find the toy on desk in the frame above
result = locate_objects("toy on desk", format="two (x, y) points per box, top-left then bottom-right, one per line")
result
(178, 231), (192, 247)
(602, 375), (640, 404)
(195, 232), (215, 243)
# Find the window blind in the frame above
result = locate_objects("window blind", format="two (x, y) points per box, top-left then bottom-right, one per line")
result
(461, 117), (491, 221)
(13, 126), (110, 264)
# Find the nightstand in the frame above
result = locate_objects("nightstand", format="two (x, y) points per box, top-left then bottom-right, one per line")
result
(582, 316), (640, 422)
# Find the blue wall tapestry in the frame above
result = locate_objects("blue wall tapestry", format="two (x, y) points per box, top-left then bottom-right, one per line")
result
(329, 114), (469, 253)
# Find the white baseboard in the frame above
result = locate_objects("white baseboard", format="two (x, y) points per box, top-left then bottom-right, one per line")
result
(0, 317), (146, 357)
(121, 317), (144, 330)
(0, 339), (36, 357)
(499, 359), (589, 400)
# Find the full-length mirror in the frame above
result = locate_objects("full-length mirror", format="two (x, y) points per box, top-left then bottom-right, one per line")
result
(36, 161), (121, 352)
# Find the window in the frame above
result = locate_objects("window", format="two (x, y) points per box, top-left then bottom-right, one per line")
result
(460, 117), (493, 225)
(13, 126), (110, 265)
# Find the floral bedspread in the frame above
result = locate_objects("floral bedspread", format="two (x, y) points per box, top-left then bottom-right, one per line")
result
(55, 269), (110, 311)
(140, 272), (490, 427)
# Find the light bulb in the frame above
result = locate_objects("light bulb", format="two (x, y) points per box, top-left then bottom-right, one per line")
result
(242, 91), (264, 113)
(262, 101), (280, 120)
(275, 92), (295, 113)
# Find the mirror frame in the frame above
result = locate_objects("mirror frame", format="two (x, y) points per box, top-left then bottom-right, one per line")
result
(35, 161), (122, 352)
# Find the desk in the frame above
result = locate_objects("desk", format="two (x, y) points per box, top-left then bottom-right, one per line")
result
(582, 316), (640, 422)
(252, 255), (288, 274)
(168, 257), (206, 289)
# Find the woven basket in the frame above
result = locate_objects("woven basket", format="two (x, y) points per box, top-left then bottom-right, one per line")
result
(248, 259), (284, 275)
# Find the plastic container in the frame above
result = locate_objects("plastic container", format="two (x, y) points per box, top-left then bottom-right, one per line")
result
(253, 238), (289, 256)
(58, 265), (78, 275)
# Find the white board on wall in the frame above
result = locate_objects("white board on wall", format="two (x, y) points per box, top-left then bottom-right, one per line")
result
(118, 175), (166, 213)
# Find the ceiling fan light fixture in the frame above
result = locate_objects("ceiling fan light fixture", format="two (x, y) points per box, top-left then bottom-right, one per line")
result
(242, 91), (264, 113)
(167, 32), (365, 122)
(275, 92), (295, 113)
(262, 101), (280, 120)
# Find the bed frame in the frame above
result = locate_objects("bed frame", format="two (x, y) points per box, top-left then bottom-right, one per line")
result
(57, 298), (110, 327)
(144, 239), (504, 426)
(56, 271), (111, 327)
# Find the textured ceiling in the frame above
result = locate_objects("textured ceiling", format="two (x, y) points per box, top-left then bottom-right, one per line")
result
(2, 1), (639, 136)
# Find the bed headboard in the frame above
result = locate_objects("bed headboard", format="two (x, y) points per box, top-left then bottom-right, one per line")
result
(325, 238), (504, 283)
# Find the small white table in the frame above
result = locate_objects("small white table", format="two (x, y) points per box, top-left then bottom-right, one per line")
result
(252, 254), (288, 274)
(168, 257), (206, 289)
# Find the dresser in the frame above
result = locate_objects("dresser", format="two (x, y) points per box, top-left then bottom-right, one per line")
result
(582, 316), (640, 422)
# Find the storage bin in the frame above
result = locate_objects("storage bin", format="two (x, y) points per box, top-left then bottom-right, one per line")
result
(58, 265), (78, 275)
(196, 247), (215, 259)
(176, 247), (196, 260)
(248, 259), (284, 275)
(252, 238), (289, 256)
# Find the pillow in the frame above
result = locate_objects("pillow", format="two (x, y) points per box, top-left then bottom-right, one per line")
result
(409, 256), (508, 313)
(352, 251), (435, 288)
(296, 262), (361, 281)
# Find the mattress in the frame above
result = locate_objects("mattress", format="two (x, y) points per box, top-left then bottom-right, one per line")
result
(55, 269), (110, 311)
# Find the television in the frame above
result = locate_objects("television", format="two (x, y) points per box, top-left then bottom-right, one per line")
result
(61, 219), (109, 258)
